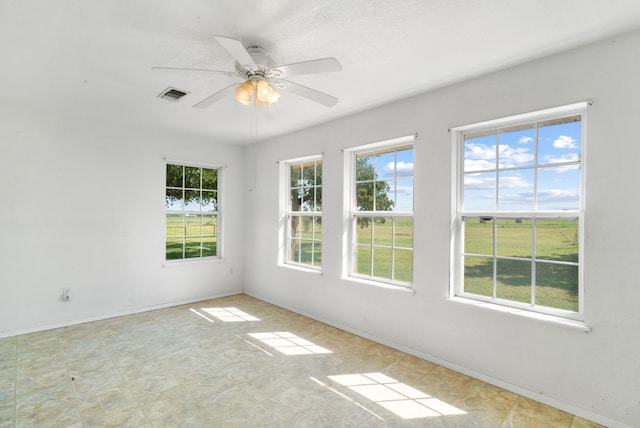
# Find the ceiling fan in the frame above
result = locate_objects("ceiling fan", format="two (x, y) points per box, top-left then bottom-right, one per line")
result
(152, 36), (341, 108)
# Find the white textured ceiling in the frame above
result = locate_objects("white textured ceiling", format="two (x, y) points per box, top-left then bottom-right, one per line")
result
(2, 1), (640, 145)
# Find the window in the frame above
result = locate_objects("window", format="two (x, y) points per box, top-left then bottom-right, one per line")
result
(451, 103), (586, 318)
(165, 163), (219, 260)
(348, 136), (415, 286)
(285, 157), (322, 269)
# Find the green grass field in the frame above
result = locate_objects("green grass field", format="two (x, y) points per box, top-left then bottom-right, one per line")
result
(166, 214), (217, 260)
(463, 218), (579, 311)
(166, 213), (578, 311)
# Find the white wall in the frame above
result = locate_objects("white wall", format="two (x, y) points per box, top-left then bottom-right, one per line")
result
(243, 29), (640, 427)
(0, 107), (245, 336)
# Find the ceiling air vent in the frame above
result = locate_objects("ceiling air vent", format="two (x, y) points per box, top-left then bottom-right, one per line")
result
(158, 87), (189, 102)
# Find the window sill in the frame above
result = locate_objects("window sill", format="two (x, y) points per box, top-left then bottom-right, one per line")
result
(162, 257), (221, 268)
(447, 296), (590, 332)
(278, 263), (322, 275)
(344, 276), (416, 294)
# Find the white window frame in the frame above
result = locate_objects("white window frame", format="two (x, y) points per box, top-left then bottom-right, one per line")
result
(346, 135), (415, 288)
(282, 155), (323, 270)
(165, 160), (222, 262)
(450, 102), (587, 320)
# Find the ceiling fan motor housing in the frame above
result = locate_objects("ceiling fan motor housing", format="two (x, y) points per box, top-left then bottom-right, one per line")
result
(234, 46), (282, 82)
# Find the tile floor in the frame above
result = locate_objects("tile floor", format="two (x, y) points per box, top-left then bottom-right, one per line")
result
(0, 294), (603, 427)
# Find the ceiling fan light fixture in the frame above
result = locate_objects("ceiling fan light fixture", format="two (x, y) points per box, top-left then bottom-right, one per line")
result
(255, 80), (282, 106)
(235, 79), (282, 107)
(234, 80), (254, 106)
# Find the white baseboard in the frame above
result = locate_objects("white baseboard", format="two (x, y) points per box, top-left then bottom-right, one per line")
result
(0, 291), (242, 339)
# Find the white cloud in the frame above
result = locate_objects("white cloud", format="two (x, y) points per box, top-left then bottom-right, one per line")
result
(542, 153), (580, 170)
(498, 144), (534, 167)
(465, 143), (495, 160)
(519, 136), (534, 144)
(498, 175), (531, 188)
(465, 143), (533, 170)
(553, 135), (577, 149)
(464, 174), (495, 189)
(464, 159), (494, 171)
(383, 161), (413, 177)
(537, 189), (579, 201)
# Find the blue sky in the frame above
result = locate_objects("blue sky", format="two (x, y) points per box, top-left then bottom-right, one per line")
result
(373, 147), (414, 211)
(463, 120), (581, 211)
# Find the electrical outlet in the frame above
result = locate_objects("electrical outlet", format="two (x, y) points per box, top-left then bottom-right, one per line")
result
(62, 288), (71, 302)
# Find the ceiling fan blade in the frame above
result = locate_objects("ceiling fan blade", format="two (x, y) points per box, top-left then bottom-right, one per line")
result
(283, 80), (339, 107)
(193, 84), (236, 109)
(152, 66), (237, 77)
(274, 58), (342, 76)
(214, 36), (256, 69)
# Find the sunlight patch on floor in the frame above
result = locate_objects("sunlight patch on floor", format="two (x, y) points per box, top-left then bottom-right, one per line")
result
(328, 372), (466, 419)
(248, 332), (332, 355)
(201, 307), (260, 322)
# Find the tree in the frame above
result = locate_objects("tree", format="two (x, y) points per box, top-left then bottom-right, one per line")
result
(165, 164), (218, 209)
(355, 156), (394, 228)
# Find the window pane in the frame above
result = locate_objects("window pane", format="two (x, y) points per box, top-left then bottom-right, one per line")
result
(303, 162), (315, 187)
(463, 256), (493, 297)
(373, 218), (393, 247)
(202, 215), (217, 236)
(290, 215), (302, 239)
(165, 189), (184, 211)
(166, 214), (184, 237)
(290, 164), (302, 188)
(184, 166), (201, 189)
(396, 147), (414, 177)
(395, 178), (413, 211)
(290, 238), (301, 263)
(300, 241), (313, 264)
(464, 132), (496, 172)
(394, 249), (413, 282)
(302, 187), (314, 211)
(312, 216), (322, 241)
(166, 237), (184, 260)
(463, 172), (495, 211)
(185, 215), (201, 236)
(535, 218), (579, 263)
(166, 164), (183, 187)
(496, 259), (531, 304)
(537, 167), (580, 211)
(354, 245), (372, 276)
(498, 124), (535, 168)
(538, 116), (581, 167)
(202, 236), (217, 257)
(355, 218), (372, 245)
(312, 242), (322, 267)
(372, 247), (392, 280)
(299, 217), (314, 241)
(375, 181), (394, 211)
(375, 150), (395, 179)
(185, 240), (202, 258)
(496, 218), (532, 258)
(356, 182), (375, 211)
(498, 169), (534, 211)
(356, 154), (375, 180)
(202, 168), (217, 190)
(315, 161), (322, 186)
(184, 190), (200, 211)
(201, 191), (217, 211)
(395, 217), (413, 249)
(535, 262), (578, 311)
(463, 217), (493, 256)
(290, 189), (303, 212)
(315, 186), (322, 212)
